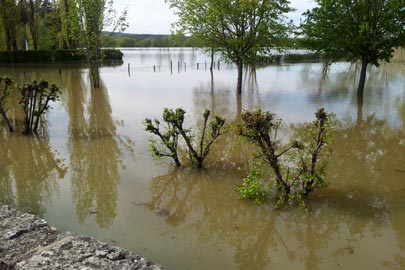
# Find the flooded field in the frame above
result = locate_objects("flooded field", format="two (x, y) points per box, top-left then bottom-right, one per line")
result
(1, 48), (405, 270)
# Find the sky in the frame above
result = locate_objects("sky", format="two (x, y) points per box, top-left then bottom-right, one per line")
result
(114, 0), (317, 35)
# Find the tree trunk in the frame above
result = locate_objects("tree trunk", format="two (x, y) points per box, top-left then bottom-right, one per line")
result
(357, 59), (368, 94)
(356, 91), (364, 126)
(0, 107), (13, 132)
(210, 48), (214, 71)
(236, 61), (243, 95)
(28, 0), (38, 50)
(90, 63), (100, 88)
(236, 91), (242, 120)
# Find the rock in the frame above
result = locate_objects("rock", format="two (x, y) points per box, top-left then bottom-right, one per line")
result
(0, 203), (165, 270)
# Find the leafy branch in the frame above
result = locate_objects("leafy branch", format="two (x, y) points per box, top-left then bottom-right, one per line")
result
(144, 108), (226, 168)
(18, 80), (61, 134)
(238, 108), (334, 207)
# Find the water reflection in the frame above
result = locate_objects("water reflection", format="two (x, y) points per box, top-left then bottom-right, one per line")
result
(0, 129), (66, 216)
(146, 112), (405, 269)
(192, 72), (232, 119)
(63, 69), (134, 228)
(1, 49), (405, 270)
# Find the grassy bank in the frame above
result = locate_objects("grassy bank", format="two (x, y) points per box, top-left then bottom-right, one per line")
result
(0, 49), (123, 64)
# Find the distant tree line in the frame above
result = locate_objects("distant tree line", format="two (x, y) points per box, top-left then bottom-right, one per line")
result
(103, 32), (306, 49)
(102, 33), (196, 48)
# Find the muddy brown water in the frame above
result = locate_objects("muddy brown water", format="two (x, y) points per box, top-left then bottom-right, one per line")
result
(1, 48), (405, 270)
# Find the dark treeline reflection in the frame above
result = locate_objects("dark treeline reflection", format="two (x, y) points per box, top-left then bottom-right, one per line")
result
(146, 104), (405, 269)
(0, 128), (67, 216)
(62, 69), (134, 228)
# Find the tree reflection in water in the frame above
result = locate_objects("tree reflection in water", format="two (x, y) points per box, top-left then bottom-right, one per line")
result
(146, 110), (405, 269)
(63, 69), (134, 228)
(0, 128), (67, 216)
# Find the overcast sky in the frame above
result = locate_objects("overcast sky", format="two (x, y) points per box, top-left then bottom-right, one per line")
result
(114, 0), (316, 34)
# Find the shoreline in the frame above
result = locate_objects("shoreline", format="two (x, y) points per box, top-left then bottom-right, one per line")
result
(0, 204), (165, 270)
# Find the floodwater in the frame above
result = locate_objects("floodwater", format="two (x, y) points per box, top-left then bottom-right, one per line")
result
(1, 48), (405, 270)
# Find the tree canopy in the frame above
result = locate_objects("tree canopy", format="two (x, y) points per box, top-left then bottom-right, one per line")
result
(0, 0), (127, 54)
(302, 0), (405, 94)
(167, 0), (293, 94)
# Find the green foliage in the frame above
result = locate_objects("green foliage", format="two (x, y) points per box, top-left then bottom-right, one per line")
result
(118, 37), (136, 47)
(237, 161), (271, 204)
(167, 0), (293, 93)
(18, 79), (61, 134)
(144, 108), (226, 168)
(239, 108), (335, 207)
(144, 114), (181, 167)
(301, 0), (405, 93)
(0, 0), (19, 51)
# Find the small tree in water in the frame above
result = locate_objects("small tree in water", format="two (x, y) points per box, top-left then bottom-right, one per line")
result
(144, 108), (226, 168)
(0, 76), (14, 132)
(18, 80), (61, 134)
(238, 108), (334, 208)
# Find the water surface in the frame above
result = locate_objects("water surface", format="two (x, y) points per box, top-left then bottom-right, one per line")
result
(0, 48), (405, 270)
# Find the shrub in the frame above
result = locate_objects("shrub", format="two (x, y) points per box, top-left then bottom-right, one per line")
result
(239, 108), (334, 207)
(237, 161), (271, 204)
(145, 108), (226, 168)
(18, 80), (61, 134)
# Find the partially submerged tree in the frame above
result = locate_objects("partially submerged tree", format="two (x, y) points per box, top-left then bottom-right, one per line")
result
(0, 76), (14, 132)
(18, 80), (61, 134)
(238, 108), (334, 207)
(167, 0), (292, 94)
(301, 0), (405, 94)
(76, 0), (128, 87)
(145, 108), (226, 168)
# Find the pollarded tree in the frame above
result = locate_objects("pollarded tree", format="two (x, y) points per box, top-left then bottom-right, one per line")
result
(167, 0), (292, 94)
(302, 0), (405, 95)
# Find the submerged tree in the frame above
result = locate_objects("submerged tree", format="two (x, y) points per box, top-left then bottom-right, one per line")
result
(238, 108), (334, 207)
(145, 108), (226, 168)
(76, 0), (128, 87)
(167, 0), (292, 94)
(18, 80), (60, 134)
(0, 76), (14, 132)
(301, 0), (405, 95)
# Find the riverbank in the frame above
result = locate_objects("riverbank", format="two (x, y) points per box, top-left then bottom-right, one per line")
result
(0, 204), (165, 270)
(0, 49), (123, 64)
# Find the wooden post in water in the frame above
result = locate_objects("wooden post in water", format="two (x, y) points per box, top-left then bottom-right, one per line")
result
(154, 65), (156, 72)
(178, 61), (180, 73)
(197, 63), (199, 70)
(171, 61), (173, 74)
(128, 63), (131, 77)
